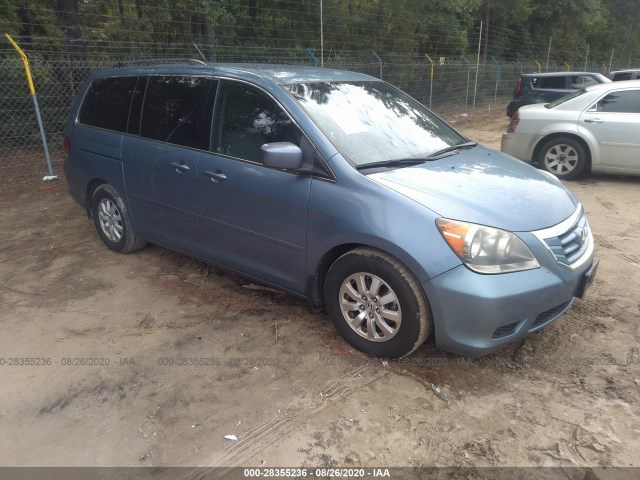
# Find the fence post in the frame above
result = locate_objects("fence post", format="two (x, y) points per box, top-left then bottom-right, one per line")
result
(4, 33), (58, 182)
(584, 44), (589, 71)
(608, 48), (614, 75)
(461, 55), (471, 112)
(306, 48), (319, 67)
(491, 56), (500, 104)
(473, 21), (482, 111)
(371, 50), (383, 79)
(545, 36), (552, 71)
(424, 53), (434, 109)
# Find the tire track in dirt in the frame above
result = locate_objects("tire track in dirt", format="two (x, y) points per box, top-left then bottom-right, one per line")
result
(211, 365), (389, 467)
(594, 233), (640, 265)
(596, 197), (615, 210)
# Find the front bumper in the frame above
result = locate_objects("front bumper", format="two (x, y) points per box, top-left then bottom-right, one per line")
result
(422, 230), (595, 357)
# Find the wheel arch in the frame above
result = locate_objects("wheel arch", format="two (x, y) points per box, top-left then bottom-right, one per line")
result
(306, 242), (433, 314)
(85, 179), (107, 218)
(306, 243), (362, 311)
(533, 132), (593, 172)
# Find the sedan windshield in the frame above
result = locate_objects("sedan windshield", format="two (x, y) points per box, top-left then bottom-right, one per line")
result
(285, 81), (464, 166)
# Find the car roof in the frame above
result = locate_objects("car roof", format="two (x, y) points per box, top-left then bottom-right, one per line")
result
(92, 62), (378, 85)
(610, 69), (640, 74)
(521, 71), (602, 77)
(585, 79), (640, 91)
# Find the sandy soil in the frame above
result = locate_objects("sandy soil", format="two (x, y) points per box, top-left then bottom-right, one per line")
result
(0, 109), (639, 469)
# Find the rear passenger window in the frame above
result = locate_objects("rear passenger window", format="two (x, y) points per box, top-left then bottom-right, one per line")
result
(140, 76), (211, 149)
(212, 82), (301, 163)
(594, 90), (640, 113)
(79, 77), (137, 132)
(537, 76), (567, 89)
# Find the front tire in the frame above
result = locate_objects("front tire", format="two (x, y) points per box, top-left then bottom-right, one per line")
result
(91, 184), (146, 253)
(324, 248), (432, 358)
(537, 136), (587, 180)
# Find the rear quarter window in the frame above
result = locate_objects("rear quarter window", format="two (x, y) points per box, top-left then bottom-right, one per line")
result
(570, 75), (599, 89)
(78, 76), (138, 132)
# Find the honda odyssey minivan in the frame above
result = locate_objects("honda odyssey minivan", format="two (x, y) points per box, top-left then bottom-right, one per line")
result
(64, 63), (598, 358)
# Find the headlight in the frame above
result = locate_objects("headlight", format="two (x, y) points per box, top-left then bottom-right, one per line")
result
(436, 218), (540, 274)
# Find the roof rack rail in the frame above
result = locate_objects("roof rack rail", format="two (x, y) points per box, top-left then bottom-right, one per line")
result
(114, 58), (208, 67)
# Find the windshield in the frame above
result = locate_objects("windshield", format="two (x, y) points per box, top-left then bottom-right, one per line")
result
(546, 89), (587, 109)
(285, 81), (464, 166)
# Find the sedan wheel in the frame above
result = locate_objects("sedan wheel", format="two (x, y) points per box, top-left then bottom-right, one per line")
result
(538, 136), (587, 180)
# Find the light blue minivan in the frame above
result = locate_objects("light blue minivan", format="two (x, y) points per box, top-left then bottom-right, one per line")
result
(64, 63), (598, 358)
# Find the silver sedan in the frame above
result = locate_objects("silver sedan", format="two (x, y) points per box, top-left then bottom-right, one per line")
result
(501, 80), (640, 179)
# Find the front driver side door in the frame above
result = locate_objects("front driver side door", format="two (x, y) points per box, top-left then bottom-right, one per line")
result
(196, 81), (312, 293)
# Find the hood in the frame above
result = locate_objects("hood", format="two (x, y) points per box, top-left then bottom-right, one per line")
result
(368, 145), (578, 231)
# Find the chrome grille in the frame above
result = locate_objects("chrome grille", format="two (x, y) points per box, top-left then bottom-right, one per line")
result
(543, 214), (590, 265)
(533, 206), (593, 269)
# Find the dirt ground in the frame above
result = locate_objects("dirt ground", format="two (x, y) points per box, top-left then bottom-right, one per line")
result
(0, 108), (639, 469)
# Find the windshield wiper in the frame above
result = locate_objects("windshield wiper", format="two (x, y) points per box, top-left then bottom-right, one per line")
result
(356, 141), (478, 171)
(356, 158), (428, 171)
(426, 141), (477, 159)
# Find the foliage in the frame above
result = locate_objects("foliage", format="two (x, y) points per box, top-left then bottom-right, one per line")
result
(0, 0), (638, 66)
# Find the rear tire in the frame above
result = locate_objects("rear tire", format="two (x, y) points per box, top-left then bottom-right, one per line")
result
(324, 247), (432, 358)
(537, 136), (587, 180)
(91, 184), (146, 253)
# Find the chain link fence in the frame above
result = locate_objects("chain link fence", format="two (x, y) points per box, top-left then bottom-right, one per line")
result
(0, 50), (620, 183)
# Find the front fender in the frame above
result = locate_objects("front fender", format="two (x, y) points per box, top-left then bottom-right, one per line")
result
(306, 163), (462, 286)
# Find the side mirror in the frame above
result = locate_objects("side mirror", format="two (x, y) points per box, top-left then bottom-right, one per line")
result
(260, 142), (303, 170)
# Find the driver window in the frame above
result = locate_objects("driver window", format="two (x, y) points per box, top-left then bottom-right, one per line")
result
(212, 82), (301, 162)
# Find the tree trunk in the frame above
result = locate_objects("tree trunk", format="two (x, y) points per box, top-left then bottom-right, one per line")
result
(117, 0), (126, 25)
(482, 0), (490, 64)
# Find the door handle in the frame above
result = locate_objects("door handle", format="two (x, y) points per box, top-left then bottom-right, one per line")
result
(203, 170), (227, 182)
(169, 161), (190, 173)
(584, 118), (604, 123)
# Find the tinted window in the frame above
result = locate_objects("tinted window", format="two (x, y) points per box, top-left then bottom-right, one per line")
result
(286, 81), (463, 166)
(127, 77), (147, 135)
(594, 90), (640, 113)
(79, 76), (137, 132)
(536, 76), (567, 89)
(212, 82), (301, 162)
(571, 75), (599, 89)
(612, 72), (634, 81)
(140, 76), (211, 149)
